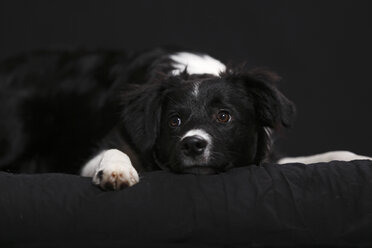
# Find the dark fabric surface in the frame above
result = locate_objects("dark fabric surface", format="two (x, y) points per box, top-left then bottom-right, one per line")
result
(1, 160), (372, 247)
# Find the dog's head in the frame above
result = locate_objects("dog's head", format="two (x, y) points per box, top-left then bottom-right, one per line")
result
(120, 52), (295, 174)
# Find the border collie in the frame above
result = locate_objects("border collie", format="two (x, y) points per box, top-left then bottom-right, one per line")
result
(0, 48), (370, 190)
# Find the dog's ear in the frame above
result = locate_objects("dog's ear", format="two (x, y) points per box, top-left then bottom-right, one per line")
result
(229, 68), (295, 129)
(225, 68), (295, 164)
(120, 82), (165, 160)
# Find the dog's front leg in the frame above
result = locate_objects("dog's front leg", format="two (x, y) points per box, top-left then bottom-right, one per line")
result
(81, 149), (139, 190)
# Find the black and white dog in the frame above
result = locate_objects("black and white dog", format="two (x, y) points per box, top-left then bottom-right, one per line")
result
(0, 48), (370, 190)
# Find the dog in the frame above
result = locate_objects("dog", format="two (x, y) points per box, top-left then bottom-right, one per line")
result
(0, 48), (370, 190)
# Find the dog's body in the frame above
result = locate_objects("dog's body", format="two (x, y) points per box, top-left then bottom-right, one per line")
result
(0, 48), (370, 190)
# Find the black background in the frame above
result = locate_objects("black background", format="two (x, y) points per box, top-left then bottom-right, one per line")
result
(1, 0), (371, 157)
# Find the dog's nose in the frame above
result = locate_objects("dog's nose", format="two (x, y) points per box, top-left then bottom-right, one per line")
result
(181, 136), (207, 156)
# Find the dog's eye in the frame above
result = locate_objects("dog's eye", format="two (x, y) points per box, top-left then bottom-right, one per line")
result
(169, 116), (182, 127)
(216, 111), (231, 123)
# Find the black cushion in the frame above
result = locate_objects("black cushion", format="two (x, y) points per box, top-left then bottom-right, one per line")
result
(1, 160), (372, 247)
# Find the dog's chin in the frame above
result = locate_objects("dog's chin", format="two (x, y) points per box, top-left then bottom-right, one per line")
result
(179, 166), (217, 175)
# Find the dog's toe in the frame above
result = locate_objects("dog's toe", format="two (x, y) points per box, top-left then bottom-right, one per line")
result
(94, 167), (139, 190)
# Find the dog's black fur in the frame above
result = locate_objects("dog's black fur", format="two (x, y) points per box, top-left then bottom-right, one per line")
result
(0, 48), (295, 175)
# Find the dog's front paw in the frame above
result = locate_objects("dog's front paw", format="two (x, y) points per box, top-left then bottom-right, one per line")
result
(92, 149), (139, 190)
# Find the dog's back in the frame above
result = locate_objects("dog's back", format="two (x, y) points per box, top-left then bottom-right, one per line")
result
(0, 50), (136, 173)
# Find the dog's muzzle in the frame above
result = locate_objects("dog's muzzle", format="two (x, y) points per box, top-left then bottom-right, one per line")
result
(179, 134), (215, 174)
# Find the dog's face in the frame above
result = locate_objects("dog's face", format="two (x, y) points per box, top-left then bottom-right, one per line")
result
(155, 76), (259, 174)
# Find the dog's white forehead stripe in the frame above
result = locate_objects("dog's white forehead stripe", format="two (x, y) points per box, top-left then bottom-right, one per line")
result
(170, 52), (226, 76)
(192, 81), (201, 97)
(181, 129), (212, 144)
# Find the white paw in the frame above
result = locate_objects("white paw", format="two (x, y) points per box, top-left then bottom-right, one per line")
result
(92, 149), (139, 190)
